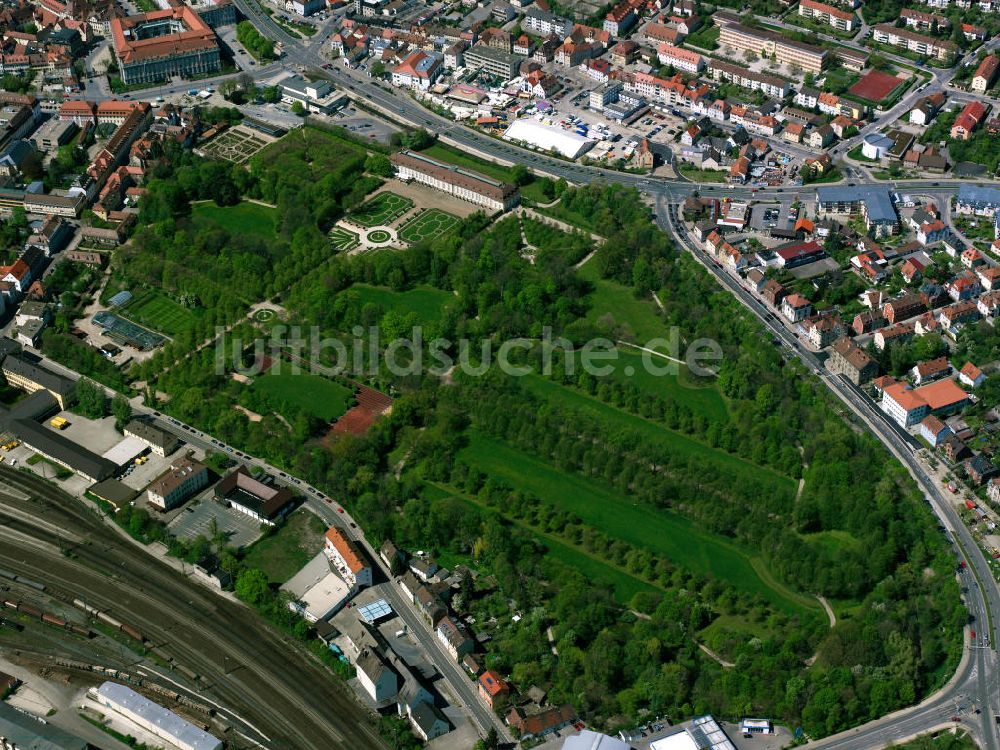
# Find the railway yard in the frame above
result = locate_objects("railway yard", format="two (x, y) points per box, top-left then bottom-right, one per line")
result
(0, 465), (385, 750)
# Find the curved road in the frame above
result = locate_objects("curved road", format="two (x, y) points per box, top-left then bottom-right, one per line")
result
(659, 197), (1000, 750)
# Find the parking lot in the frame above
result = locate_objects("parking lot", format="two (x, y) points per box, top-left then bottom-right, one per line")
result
(749, 202), (798, 233)
(120, 445), (197, 493)
(333, 106), (401, 146)
(168, 497), (263, 549)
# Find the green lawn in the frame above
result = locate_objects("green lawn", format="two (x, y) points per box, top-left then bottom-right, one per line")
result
(124, 290), (197, 336)
(398, 209), (460, 244)
(426, 484), (657, 604)
(241, 510), (327, 584)
(679, 165), (728, 183)
(846, 145), (878, 163)
(578, 260), (675, 348)
(192, 200), (277, 236)
(699, 613), (778, 648)
(329, 226), (360, 252)
(252, 371), (355, 422)
(573, 260), (731, 418)
(535, 203), (597, 233)
(893, 732), (977, 750)
(460, 431), (815, 616)
(348, 191), (413, 227)
(350, 283), (453, 322)
(684, 23), (720, 49)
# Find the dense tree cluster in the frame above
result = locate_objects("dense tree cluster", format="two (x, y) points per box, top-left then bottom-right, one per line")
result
(79, 129), (964, 740)
(236, 21), (276, 61)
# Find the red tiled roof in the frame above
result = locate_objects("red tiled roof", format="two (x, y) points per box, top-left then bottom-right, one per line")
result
(325, 526), (367, 573)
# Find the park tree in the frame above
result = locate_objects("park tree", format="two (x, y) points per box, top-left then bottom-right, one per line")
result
(365, 153), (394, 177)
(218, 78), (238, 100)
(75, 378), (107, 419)
(510, 164), (533, 186)
(111, 393), (131, 431)
(235, 568), (271, 606)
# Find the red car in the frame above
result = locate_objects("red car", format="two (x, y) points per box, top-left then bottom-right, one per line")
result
(337, 507), (344, 513)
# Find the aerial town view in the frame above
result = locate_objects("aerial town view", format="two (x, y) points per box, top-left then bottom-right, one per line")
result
(5, 0), (1000, 745)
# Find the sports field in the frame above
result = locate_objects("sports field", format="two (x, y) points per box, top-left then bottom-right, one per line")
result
(848, 70), (904, 102)
(192, 201), (277, 236)
(124, 290), (197, 336)
(398, 209), (460, 244)
(350, 283), (453, 322)
(349, 192), (413, 227)
(329, 227), (360, 252)
(251, 371), (355, 422)
(460, 431), (815, 616)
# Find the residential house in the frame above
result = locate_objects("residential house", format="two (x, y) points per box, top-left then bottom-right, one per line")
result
(762, 279), (787, 307)
(960, 361), (987, 388)
(883, 293), (926, 323)
(478, 670), (509, 709)
(938, 300), (981, 329)
(911, 356), (951, 384)
(909, 92), (946, 126)
(951, 100), (987, 141)
(781, 293), (812, 323)
(972, 55), (1000, 94)
(965, 454), (998, 484)
(942, 433), (972, 463)
(853, 310), (886, 335)
(436, 616), (474, 661)
(809, 124), (834, 149)
(507, 705), (577, 742)
(356, 649), (399, 705)
(874, 322), (916, 350)
(919, 415), (952, 447)
(829, 336), (879, 384)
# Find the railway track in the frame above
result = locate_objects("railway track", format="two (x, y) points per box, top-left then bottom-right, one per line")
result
(0, 466), (385, 750)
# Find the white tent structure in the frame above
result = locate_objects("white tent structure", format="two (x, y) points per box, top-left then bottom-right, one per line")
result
(503, 118), (594, 159)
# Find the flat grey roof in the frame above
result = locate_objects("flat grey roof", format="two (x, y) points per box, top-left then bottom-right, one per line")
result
(816, 185), (897, 222)
(11, 418), (116, 481)
(98, 682), (223, 750)
(958, 184), (1000, 206)
(0, 702), (90, 750)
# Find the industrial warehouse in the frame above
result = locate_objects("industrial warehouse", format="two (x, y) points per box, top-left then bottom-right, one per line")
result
(94, 682), (223, 750)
